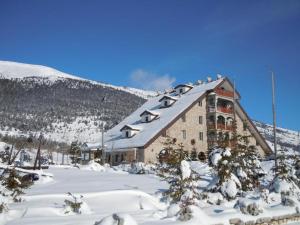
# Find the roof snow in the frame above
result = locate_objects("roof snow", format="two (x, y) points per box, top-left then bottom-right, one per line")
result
(104, 78), (224, 150)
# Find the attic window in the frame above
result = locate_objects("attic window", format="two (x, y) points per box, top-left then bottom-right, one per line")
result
(174, 84), (193, 95)
(140, 110), (159, 123)
(120, 125), (140, 138)
(159, 96), (177, 108)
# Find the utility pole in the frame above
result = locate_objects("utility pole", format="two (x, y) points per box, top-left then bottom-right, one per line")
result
(101, 122), (105, 164)
(298, 131), (300, 153)
(34, 133), (43, 170)
(271, 71), (278, 174)
(101, 95), (107, 165)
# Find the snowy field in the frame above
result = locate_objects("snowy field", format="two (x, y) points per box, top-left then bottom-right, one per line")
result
(1, 161), (300, 225)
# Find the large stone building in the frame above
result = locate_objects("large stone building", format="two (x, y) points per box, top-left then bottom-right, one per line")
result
(104, 76), (272, 165)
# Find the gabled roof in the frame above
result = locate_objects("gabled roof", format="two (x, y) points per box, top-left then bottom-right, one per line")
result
(158, 95), (178, 102)
(105, 78), (224, 149)
(120, 125), (141, 131)
(140, 110), (160, 117)
(174, 84), (194, 89)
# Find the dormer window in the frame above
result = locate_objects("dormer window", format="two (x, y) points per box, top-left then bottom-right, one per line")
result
(120, 125), (141, 138)
(159, 95), (178, 108)
(140, 110), (160, 123)
(174, 84), (193, 95)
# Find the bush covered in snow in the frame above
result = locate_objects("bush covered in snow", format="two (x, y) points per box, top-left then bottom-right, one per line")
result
(235, 198), (263, 216)
(94, 213), (138, 225)
(64, 192), (85, 214)
(1, 168), (32, 202)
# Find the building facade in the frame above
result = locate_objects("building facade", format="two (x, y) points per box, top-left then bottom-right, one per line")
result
(104, 77), (272, 165)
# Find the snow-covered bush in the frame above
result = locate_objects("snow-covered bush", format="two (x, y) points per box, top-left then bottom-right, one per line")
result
(281, 192), (296, 206)
(94, 213), (138, 225)
(64, 192), (84, 214)
(235, 198), (263, 216)
(1, 168), (32, 202)
(0, 202), (7, 213)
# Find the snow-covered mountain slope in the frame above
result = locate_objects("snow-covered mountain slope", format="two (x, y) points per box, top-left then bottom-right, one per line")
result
(254, 120), (300, 154)
(0, 60), (155, 99)
(0, 60), (157, 144)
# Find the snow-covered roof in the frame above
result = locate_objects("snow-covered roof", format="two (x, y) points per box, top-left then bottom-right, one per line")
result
(104, 78), (224, 150)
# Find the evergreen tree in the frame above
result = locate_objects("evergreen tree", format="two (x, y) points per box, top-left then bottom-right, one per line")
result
(157, 137), (200, 218)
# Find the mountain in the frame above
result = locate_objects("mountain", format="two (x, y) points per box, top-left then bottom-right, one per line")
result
(0, 60), (298, 153)
(0, 61), (155, 144)
(254, 120), (299, 155)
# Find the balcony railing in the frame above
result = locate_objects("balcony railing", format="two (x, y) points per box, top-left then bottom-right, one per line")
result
(207, 107), (216, 113)
(217, 123), (226, 130)
(215, 88), (234, 98)
(217, 107), (234, 114)
(226, 125), (234, 131)
(207, 124), (216, 130)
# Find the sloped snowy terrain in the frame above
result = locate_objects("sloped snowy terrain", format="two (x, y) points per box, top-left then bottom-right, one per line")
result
(0, 61), (156, 144)
(0, 61), (155, 98)
(254, 121), (300, 154)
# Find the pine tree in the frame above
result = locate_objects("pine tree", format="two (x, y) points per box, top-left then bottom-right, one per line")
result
(157, 137), (200, 219)
(234, 134), (263, 191)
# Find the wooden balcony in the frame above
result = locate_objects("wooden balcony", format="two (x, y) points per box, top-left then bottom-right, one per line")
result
(217, 107), (233, 114)
(226, 125), (234, 131)
(207, 124), (216, 130)
(217, 123), (226, 130)
(215, 88), (234, 98)
(207, 107), (216, 113)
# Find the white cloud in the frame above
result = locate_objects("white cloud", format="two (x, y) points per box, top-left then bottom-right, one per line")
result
(130, 69), (176, 91)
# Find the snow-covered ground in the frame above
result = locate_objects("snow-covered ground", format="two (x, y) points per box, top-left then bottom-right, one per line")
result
(1, 161), (299, 225)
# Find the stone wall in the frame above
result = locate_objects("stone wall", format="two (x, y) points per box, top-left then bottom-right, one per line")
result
(212, 212), (300, 225)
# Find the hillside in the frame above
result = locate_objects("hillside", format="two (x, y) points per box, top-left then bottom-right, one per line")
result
(0, 61), (155, 143)
(254, 120), (299, 155)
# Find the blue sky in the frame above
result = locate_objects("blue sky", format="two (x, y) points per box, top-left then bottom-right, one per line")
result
(0, 0), (300, 130)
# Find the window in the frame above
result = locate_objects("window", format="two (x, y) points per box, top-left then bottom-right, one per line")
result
(199, 132), (203, 141)
(164, 101), (168, 107)
(179, 88), (183, 94)
(199, 116), (203, 124)
(182, 130), (186, 139)
(182, 114), (186, 122)
(115, 154), (119, 162)
(125, 131), (129, 138)
(145, 116), (149, 122)
(198, 101), (202, 106)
